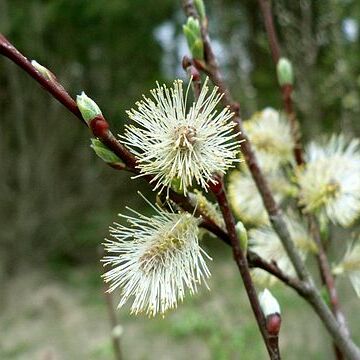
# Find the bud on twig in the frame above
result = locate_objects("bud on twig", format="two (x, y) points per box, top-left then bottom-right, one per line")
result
(276, 57), (294, 86)
(31, 60), (56, 82)
(259, 289), (281, 335)
(235, 221), (248, 254)
(183, 17), (204, 60)
(259, 288), (281, 317)
(76, 91), (103, 125)
(90, 138), (122, 165)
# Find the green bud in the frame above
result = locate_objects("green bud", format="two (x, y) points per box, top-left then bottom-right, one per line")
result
(191, 39), (204, 61)
(76, 91), (102, 124)
(276, 57), (294, 86)
(194, 0), (206, 23)
(90, 138), (121, 164)
(183, 17), (204, 60)
(235, 221), (248, 253)
(187, 17), (201, 37)
(31, 60), (55, 81)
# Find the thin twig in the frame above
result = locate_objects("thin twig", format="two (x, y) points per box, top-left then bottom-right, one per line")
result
(181, 1), (360, 359)
(257, 2), (350, 358)
(257, 0), (304, 165)
(210, 177), (280, 360)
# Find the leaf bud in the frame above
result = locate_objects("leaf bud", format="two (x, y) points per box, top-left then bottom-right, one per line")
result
(76, 91), (102, 124)
(235, 221), (248, 253)
(183, 17), (204, 60)
(276, 57), (294, 86)
(31, 60), (55, 81)
(90, 138), (121, 164)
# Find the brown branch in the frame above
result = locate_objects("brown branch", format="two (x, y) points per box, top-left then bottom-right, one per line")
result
(309, 217), (350, 336)
(248, 252), (306, 296)
(257, 3), (350, 358)
(181, 2), (360, 359)
(257, 0), (304, 166)
(258, 0), (281, 64)
(0, 34), (83, 122)
(183, 0), (309, 284)
(210, 178), (280, 360)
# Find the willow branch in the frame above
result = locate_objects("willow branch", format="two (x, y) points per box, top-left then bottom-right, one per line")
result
(257, 0), (304, 165)
(210, 178), (280, 360)
(0, 32), (304, 297)
(257, 0), (350, 353)
(181, 2), (360, 359)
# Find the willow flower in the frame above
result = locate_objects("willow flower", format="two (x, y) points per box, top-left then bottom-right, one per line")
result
(333, 243), (360, 297)
(123, 78), (240, 195)
(102, 197), (211, 316)
(244, 108), (294, 172)
(228, 169), (296, 226)
(297, 135), (360, 226)
(249, 216), (316, 285)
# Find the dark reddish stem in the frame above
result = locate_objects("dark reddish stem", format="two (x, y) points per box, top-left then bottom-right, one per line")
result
(210, 178), (280, 360)
(257, 2), (349, 357)
(257, 0), (304, 166)
(182, 56), (202, 99)
(311, 230), (349, 360)
(258, 0), (280, 64)
(0, 34), (83, 122)
(181, 1), (360, 359)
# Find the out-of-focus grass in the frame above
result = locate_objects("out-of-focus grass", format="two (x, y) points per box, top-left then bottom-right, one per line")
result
(1, 242), (359, 359)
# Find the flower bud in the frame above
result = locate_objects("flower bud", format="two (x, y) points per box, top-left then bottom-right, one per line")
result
(76, 91), (102, 124)
(259, 289), (281, 335)
(90, 138), (121, 164)
(258, 288), (281, 317)
(276, 57), (294, 86)
(183, 17), (204, 60)
(31, 60), (55, 81)
(194, 0), (206, 23)
(235, 221), (248, 253)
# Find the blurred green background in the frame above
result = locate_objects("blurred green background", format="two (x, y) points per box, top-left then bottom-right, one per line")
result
(0, 0), (360, 359)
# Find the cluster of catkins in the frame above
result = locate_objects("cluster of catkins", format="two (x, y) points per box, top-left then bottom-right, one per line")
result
(76, 77), (360, 317)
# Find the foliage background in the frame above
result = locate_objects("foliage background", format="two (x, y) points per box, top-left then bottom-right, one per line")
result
(0, 0), (359, 358)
